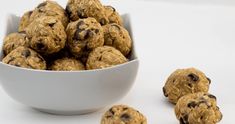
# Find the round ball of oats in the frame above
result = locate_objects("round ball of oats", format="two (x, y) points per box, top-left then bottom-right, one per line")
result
(66, 17), (104, 58)
(103, 23), (132, 56)
(86, 46), (127, 70)
(26, 16), (67, 55)
(66, 0), (108, 25)
(163, 68), (211, 104)
(101, 105), (147, 124)
(19, 1), (69, 32)
(18, 11), (33, 32)
(2, 46), (46, 70)
(50, 58), (85, 71)
(3, 32), (30, 55)
(175, 92), (222, 124)
(104, 5), (123, 26)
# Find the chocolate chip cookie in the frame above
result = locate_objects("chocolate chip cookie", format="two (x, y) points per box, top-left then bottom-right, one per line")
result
(66, 0), (108, 25)
(2, 46), (46, 70)
(66, 17), (104, 58)
(26, 16), (67, 55)
(103, 23), (132, 56)
(101, 105), (147, 124)
(3, 32), (30, 55)
(175, 92), (222, 124)
(18, 11), (33, 32)
(104, 5), (123, 26)
(49, 57), (85, 71)
(163, 68), (211, 104)
(86, 46), (128, 70)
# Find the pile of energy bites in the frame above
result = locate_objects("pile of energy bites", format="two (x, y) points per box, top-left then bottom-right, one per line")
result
(2, 0), (132, 71)
(163, 68), (223, 124)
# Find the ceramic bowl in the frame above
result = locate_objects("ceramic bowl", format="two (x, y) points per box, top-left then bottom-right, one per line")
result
(0, 14), (139, 115)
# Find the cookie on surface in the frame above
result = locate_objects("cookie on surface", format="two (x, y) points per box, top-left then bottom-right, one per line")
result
(175, 92), (222, 124)
(101, 105), (147, 124)
(163, 68), (211, 104)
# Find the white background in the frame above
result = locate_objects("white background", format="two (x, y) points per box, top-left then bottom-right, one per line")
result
(0, 0), (235, 123)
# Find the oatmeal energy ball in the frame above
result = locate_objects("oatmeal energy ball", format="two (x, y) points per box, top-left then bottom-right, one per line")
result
(18, 11), (33, 32)
(163, 68), (211, 104)
(66, 17), (104, 58)
(66, 0), (108, 25)
(175, 92), (222, 124)
(103, 23), (132, 56)
(101, 105), (147, 124)
(26, 16), (67, 55)
(104, 5), (123, 26)
(50, 58), (85, 71)
(3, 32), (30, 55)
(18, 1), (69, 32)
(2, 46), (46, 70)
(86, 46), (128, 70)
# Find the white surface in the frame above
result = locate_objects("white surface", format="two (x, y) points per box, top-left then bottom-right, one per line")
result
(0, 0), (235, 123)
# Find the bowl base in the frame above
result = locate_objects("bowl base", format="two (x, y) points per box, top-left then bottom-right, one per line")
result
(33, 107), (102, 115)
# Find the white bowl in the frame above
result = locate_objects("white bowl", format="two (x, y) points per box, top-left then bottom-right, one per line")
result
(0, 14), (139, 115)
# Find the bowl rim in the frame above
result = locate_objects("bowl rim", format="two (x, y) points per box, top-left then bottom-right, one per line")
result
(0, 13), (139, 73)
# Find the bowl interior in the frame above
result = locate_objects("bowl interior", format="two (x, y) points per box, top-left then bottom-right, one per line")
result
(0, 14), (138, 64)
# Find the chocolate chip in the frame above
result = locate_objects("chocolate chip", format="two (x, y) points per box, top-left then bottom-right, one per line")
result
(49, 23), (55, 27)
(65, 5), (72, 17)
(28, 11), (33, 16)
(163, 87), (168, 97)
(77, 21), (85, 29)
(109, 108), (115, 115)
(85, 30), (93, 39)
(22, 49), (31, 58)
(100, 18), (108, 25)
(180, 117), (187, 124)
(37, 2), (47, 8)
(107, 5), (116, 12)
(36, 42), (46, 50)
(188, 73), (199, 82)
(74, 29), (83, 40)
(207, 77), (211, 84)
(95, 29), (99, 34)
(77, 9), (86, 18)
(120, 113), (131, 122)
(123, 107), (128, 111)
(182, 115), (189, 124)
(187, 101), (197, 108)
(208, 94), (216, 100)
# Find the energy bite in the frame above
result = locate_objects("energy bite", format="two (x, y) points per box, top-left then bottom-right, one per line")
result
(3, 32), (30, 55)
(18, 11), (33, 32)
(101, 105), (147, 124)
(2, 46), (46, 70)
(66, 17), (104, 58)
(49, 57), (85, 71)
(86, 46), (128, 70)
(175, 92), (222, 124)
(103, 23), (132, 56)
(26, 16), (67, 55)
(163, 68), (211, 104)
(104, 6), (123, 26)
(66, 0), (108, 25)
